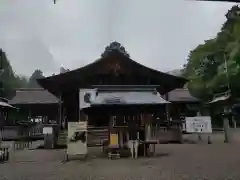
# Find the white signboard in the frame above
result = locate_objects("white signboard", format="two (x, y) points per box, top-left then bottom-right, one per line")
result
(43, 127), (53, 134)
(67, 121), (88, 156)
(185, 116), (212, 133)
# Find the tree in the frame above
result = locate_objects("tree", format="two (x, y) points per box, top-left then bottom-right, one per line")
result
(28, 69), (45, 88)
(0, 49), (28, 98)
(183, 5), (240, 101)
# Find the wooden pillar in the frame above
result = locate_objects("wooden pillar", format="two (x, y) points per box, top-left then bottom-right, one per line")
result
(165, 92), (170, 122)
(144, 113), (152, 141)
(233, 116), (237, 129)
(28, 111), (31, 122)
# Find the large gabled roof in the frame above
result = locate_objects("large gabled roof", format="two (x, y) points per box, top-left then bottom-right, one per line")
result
(37, 42), (187, 95)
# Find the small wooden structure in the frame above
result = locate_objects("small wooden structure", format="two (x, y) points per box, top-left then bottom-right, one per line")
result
(0, 97), (15, 162)
(8, 89), (60, 146)
(165, 88), (201, 118)
(0, 97), (17, 129)
(9, 88), (59, 124)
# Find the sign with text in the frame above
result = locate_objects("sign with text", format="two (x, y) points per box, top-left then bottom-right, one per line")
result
(185, 116), (212, 133)
(67, 121), (87, 156)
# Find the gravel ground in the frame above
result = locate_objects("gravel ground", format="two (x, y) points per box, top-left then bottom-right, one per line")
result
(1, 131), (240, 180)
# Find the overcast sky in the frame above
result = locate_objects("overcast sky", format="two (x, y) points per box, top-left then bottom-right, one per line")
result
(0, 0), (238, 76)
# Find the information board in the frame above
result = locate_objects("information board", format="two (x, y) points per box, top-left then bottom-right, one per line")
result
(185, 116), (212, 133)
(67, 121), (87, 156)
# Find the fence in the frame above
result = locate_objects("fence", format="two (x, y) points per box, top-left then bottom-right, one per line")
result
(0, 124), (43, 141)
(13, 141), (33, 150)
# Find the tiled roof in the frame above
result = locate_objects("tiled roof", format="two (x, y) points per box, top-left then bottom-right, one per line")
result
(8, 88), (200, 105)
(9, 88), (59, 105)
(166, 88), (200, 102)
(91, 88), (170, 105)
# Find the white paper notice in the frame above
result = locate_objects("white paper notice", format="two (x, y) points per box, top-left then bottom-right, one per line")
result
(185, 116), (212, 133)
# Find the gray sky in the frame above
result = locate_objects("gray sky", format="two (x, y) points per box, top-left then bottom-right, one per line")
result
(0, 0), (237, 76)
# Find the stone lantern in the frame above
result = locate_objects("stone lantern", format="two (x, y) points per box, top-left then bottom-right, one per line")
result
(209, 91), (232, 143)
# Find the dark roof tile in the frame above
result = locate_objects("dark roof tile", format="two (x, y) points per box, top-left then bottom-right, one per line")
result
(9, 88), (59, 105)
(167, 88), (200, 102)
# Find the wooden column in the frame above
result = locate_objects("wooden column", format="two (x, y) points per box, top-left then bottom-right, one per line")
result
(233, 116), (237, 129)
(144, 114), (152, 141)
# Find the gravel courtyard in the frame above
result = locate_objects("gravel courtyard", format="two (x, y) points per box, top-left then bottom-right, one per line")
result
(1, 132), (240, 180)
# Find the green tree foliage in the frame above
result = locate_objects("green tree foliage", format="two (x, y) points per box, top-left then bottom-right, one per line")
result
(28, 69), (45, 88)
(183, 5), (240, 101)
(0, 49), (28, 98)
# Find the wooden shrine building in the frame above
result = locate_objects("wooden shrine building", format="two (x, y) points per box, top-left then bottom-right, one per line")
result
(37, 42), (187, 127)
(9, 89), (59, 124)
(165, 88), (201, 118)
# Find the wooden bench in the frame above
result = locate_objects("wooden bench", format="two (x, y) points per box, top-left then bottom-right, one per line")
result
(140, 140), (158, 157)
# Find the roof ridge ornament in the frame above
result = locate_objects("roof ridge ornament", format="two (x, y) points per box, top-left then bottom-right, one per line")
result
(101, 41), (130, 58)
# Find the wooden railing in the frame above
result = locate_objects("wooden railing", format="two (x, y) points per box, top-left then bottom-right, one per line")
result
(1, 124), (44, 141)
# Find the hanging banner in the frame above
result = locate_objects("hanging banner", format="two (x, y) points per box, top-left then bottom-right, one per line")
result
(67, 121), (87, 156)
(79, 89), (96, 109)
